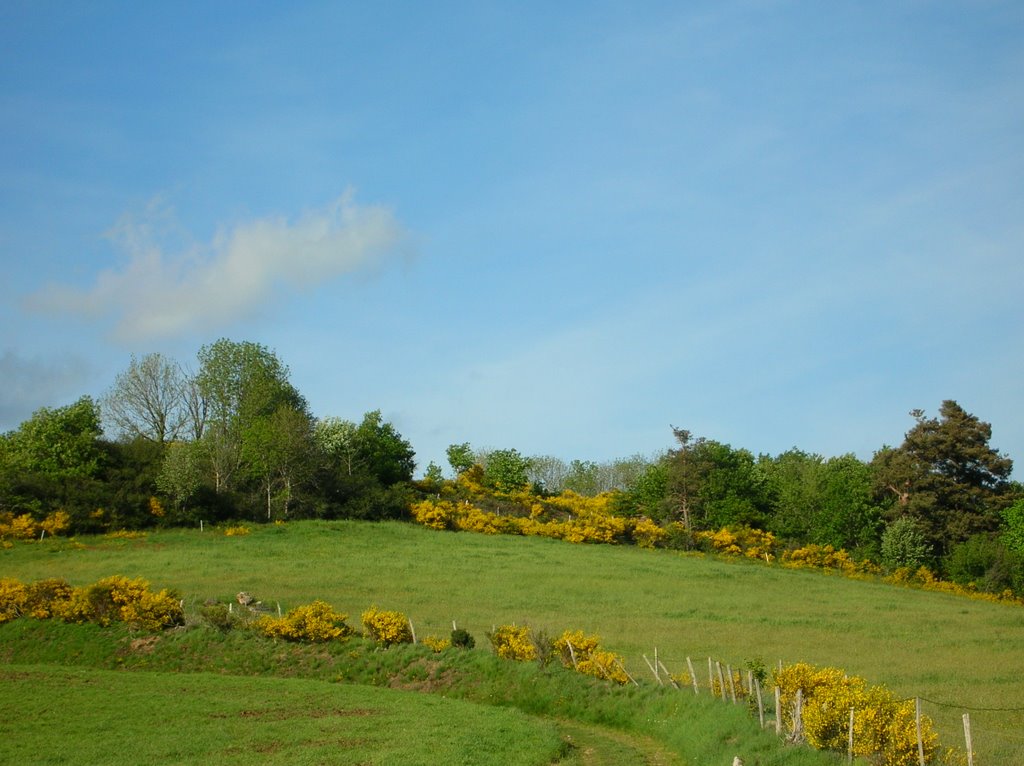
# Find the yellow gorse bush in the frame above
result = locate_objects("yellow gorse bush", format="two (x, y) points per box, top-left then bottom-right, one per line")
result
(257, 600), (352, 642)
(631, 517), (667, 548)
(0, 578), (28, 624)
(553, 629), (629, 685)
(0, 510), (71, 541)
(361, 606), (414, 647)
(488, 624), (537, 661)
(774, 662), (939, 766)
(0, 575), (182, 631)
(422, 635), (451, 653)
(782, 544), (880, 576)
(223, 525), (251, 537)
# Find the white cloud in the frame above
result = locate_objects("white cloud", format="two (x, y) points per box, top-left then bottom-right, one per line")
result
(25, 192), (409, 341)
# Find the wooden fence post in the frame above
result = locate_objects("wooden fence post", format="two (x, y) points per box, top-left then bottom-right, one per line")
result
(963, 713), (974, 766)
(775, 687), (782, 735)
(755, 677), (765, 729)
(708, 657), (714, 691)
(793, 689), (804, 743)
(409, 619), (417, 644)
(848, 708), (855, 764)
(643, 654), (661, 684)
(686, 657), (699, 695)
(727, 664), (737, 703)
(657, 659), (680, 689)
(614, 658), (639, 686)
(915, 698), (925, 766)
(716, 661), (727, 701)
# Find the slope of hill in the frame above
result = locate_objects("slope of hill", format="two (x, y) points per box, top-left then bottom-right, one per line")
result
(3, 520), (1022, 763)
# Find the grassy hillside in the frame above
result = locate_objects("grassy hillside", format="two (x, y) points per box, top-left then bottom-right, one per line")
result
(3, 520), (1023, 763)
(0, 663), (567, 766)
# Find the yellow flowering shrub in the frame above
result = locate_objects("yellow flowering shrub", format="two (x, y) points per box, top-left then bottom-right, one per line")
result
(488, 624), (537, 661)
(119, 589), (185, 631)
(223, 525), (250, 536)
(0, 578), (28, 623)
(698, 526), (777, 560)
(774, 662), (939, 766)
(45, 575), (183, 630)
(0, 511), (73, 540)
(410, 499), (459, 530)
(578, 650), (630, 685)
(148, 497), (165, 518)
(257, 600), (352, 642)
(782, 544), (878, 575)
(631, 517), (667, 548)
(39, 510), (71, 536)
(361, 606), (414, 646)
(422, 635), (451, 653)
(0, 513), (39, 540)
(23, 578), (74, 619)
(552, 629), (629, 684)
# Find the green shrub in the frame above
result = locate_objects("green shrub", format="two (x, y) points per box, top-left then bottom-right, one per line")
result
(450, 627), (475, 649)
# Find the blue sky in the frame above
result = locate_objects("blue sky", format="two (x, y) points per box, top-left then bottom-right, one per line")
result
(2, 1), (1022, 476)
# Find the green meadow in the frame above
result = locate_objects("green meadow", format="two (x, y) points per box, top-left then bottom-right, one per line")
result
(3, 520), (1023, 764)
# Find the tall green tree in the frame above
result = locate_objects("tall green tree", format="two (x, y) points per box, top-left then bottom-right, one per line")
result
(193, 339), (307, 494)
(872, 401), (1013, 553)
(665, 430), (769, 530)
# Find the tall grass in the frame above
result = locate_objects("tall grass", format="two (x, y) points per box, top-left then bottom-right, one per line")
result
(3, 520), (1023, 762)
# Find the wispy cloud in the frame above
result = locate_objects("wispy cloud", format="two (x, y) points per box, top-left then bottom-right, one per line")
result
(24, 192), (409, 341)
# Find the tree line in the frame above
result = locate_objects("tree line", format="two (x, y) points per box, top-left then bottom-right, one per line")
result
(1, 340), (1022, 594)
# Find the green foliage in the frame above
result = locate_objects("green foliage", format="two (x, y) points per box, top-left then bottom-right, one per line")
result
(445, 442), (475, 476)
(1, 396), (103, 479)
(944, 534), (1022, 593)
(481, 448), (532, 492)
(881, 517), (932, 571)
(450, 627), (475, 649)
(873, 402), (1014, 553)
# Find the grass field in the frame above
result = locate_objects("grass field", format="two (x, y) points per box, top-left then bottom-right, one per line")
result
(0, 664), (569, 766)
(3, 520), (1023, 763)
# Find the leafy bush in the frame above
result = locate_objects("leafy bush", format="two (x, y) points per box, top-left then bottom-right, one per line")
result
(23, 578), (74, 619)
(774, 662), (939, 766)
(881, 518), (932, 571)
(0, 578), (28, 624)
(52, 575), (184, 630)
(257, 600), (352, 642)
(630, 517), (667, 548)
(360, 606), (413, 647)
(487, 624), (537, 661)
(450, 627), (475, 649)
(421, 635), (451, 653)
(553, 629), (629, 685)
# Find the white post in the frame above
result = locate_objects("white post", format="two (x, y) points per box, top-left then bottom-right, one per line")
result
(915, 698), (925, 766)
(963, 713), (974, 766)
(409, 619), (417, 644)
(755, 677), (765, 728)
(686, 657), (699, 695)
(775, 687), (782, 735)
(848, 708), (855, 764)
